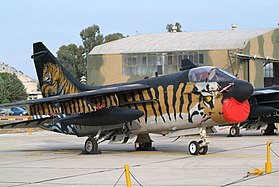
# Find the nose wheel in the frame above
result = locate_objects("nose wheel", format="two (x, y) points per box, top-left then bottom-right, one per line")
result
(188, 141), (208, 155)
(189, 141), (199, 155)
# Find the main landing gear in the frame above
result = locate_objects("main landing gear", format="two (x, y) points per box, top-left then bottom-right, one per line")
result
(83, 130), (115, 154)
(263, 123), (277, 135)
(84, 137), (101, 154)
(136, 142), (154, 151)
(188, 128), (209, 155)
(135, 134), (156, 151)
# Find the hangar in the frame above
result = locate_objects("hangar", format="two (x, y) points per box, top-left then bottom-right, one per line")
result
(88, 28), (279, 88)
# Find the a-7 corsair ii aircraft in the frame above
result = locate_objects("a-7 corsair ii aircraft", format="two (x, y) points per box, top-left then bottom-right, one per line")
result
(0, 42), (254, 155)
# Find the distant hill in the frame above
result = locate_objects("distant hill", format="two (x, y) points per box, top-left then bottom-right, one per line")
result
(0, 62), (38, 94)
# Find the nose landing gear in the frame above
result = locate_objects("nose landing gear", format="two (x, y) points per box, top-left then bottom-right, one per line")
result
(188, 128), (209, 155)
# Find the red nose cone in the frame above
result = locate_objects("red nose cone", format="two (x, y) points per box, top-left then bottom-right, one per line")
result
(222, 98), (250, 123)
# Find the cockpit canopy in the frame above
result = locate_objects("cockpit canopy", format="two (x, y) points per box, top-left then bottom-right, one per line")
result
(188, 66), (236, 82)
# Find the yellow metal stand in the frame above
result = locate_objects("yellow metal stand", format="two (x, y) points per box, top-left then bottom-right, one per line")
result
(29, 128), (33, 135)
(265, 140), (272, 173)
(124, 164), (132, 187)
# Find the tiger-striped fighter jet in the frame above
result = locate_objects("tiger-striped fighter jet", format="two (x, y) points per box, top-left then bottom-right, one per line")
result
(0, 42), (253, 155)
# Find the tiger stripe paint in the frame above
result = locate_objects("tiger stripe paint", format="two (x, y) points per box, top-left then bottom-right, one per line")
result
(133, 91), (145, 115)
(29, 78), (227, 129)
(137, 90), (149, 123)
(146, 89), (158, 122)
(78, 99), (84, 113)
(141, 90), (155, 117)
(157, 86), (167, 122)
(42, 63), (79, 97)
(166, 85), (174, 121)
(178, 83), (186, 119)
(174, 83), (184, 120)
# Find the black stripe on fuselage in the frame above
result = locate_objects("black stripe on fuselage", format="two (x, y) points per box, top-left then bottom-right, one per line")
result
(147, 88), (158, 123)
(137, 90), (148, 123)
(172, 84), (179, 121)
(163, 85), (171, 121)
(153, 86), (165, 123)
(179, 83), (187, 120)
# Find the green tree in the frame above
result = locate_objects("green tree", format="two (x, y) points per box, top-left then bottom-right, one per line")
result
(80, 24), (104, 54)
(166, 22), (182, 32)
(1, 98), (10, 104)
(104, 33), (125, 43)
(56, 24), (126, 81)
(56, 44), (86, 80)
(0, 73), (27, 103)
(0, 76), (5, 103)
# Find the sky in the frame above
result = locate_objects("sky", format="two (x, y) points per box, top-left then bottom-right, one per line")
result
(0, 0), (278, 79)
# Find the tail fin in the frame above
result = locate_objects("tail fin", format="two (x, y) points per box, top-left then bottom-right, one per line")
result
(32, 42), (89, 97)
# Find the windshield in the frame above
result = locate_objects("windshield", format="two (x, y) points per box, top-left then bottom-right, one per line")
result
(188, 66), (236, 82)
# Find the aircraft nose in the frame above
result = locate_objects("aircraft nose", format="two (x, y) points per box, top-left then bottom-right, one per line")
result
(229, 79), (254, 103)
(221, 80), (253, 123)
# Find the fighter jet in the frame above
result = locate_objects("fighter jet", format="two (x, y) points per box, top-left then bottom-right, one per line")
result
(0, 42), (254, 155)
(227, 85), (279, 137)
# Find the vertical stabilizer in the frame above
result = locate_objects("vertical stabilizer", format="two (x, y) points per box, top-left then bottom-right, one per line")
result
(32, 42), (88, 97)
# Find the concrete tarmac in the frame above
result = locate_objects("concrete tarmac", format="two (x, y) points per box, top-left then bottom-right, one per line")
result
(0, 129), (278, 187)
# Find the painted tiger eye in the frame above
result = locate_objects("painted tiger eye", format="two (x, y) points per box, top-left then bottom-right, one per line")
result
(204, 96), (212, 102)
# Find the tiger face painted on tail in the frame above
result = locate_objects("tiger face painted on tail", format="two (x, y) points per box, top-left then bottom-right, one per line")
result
(41, 62), (79, 97)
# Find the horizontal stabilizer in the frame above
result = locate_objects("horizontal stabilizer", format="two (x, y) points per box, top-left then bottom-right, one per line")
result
(59, 107), (144, 126)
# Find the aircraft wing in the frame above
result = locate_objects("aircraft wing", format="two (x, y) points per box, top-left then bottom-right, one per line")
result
(248, 86), (279, 120)
(0, 83), (150, 108)
(0, 83), (148, 129)
(253, 87), (279, 96)
(252, 86), (279, 105)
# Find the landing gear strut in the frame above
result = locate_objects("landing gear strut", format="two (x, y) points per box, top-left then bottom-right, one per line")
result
(188, 128), (209, 155)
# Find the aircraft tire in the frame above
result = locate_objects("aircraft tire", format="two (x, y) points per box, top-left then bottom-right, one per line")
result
(198, 145), (208, 155)
(137, 142), (152, 151)
(263, 123), (277, 135)
(229, 125), (240, 137)
(189, 141), (199, 155)
(84, 138), (98, 154)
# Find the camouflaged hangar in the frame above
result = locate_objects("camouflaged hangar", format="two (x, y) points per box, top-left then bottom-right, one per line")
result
(88, 28), (279, 88)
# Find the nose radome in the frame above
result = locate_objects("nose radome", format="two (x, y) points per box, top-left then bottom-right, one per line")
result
(229, 80), (254, 103)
